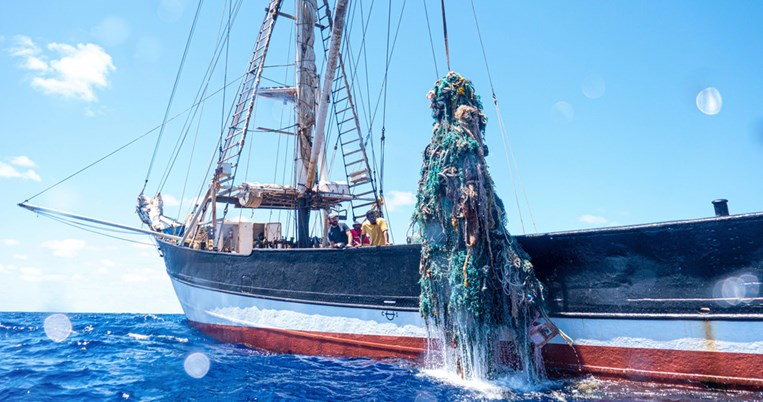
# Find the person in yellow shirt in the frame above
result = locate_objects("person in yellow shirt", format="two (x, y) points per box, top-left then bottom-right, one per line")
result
(361, 210), (389, 246)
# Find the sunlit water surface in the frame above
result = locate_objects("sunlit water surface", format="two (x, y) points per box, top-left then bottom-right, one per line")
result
(0, 313), (760, 401)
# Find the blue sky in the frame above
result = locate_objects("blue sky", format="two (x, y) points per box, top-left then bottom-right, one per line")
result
(1, 0), (762, 313)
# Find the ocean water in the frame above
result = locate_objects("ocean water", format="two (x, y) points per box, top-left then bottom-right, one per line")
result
(1, 313), (761, 401)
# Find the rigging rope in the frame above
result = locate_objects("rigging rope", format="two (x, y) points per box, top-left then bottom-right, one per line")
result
(177, 102), (204, 219)
(40, 214), (157, 247)
(155, 0), (244, 220)
(21, 73), (244, 204)
(142, 0), (204, 195)
(154, 0), (245, 197)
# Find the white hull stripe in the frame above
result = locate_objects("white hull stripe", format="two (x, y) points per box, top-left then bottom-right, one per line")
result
(171, 278), (427, 338)
(172, 278), (763, 354)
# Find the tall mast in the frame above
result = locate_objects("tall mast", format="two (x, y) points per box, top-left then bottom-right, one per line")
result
(295, 0), (318, 246)
(305, 0), (349, 191)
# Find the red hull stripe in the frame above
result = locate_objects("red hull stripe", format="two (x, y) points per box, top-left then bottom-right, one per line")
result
(543, 344), (763, 388)
(191, 321), (763, 388)
(190, 321), (427, 360)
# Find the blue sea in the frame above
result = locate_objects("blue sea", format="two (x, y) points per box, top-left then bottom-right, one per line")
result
(1, 313), (761, 401)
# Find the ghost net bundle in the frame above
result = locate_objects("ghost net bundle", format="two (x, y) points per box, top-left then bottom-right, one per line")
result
(414, 72), (553, 383)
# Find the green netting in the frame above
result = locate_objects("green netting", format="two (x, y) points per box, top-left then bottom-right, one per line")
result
(414, 72), (549, 382)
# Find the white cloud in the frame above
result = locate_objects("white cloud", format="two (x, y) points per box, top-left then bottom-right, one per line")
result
(2, 239), (20, 246)
(578, 214), (608, 225)
(121, 267), (165, 283)
(578, 214), (621, 227)
(9, 36), (46, 70)
(385, 190), (416, 212)
(10, 35), (116, 102)
(10, 155), (36, 168)
(13, 254), (28, 260)
(0, 264), (18, 274)
(19, 266), (67, 282)
(132, 242), (156, 250)
(40, 238), (86, 257)
(0, 161), (41, 181)
(161, 194), (180, 207)
(100, 259), (116, 267)
(158, 194), (203, 210)
(122, 273), (149, 283)
(84, 105), (108, 117)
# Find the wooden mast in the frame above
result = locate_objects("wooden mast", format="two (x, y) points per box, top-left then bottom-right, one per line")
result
(294, 0), (319, 247)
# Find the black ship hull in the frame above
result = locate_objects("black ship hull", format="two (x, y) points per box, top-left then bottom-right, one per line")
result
(160, 212), (763, 387)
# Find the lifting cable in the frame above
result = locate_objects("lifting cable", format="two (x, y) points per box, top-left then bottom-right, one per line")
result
(380, 0), (392, 205)
(422, 0), (440, 78)
(469, 0), (536, 233)
(141, 0), (204, 196)
(439, 0), (450, 71)
(378, 0), (392, 241)
(363, 0), (405, 197)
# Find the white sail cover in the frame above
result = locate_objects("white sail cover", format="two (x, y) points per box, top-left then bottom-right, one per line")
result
(136, 194), (182, 232)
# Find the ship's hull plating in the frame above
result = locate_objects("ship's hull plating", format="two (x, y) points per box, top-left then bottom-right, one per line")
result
(159, 212), (763, 388)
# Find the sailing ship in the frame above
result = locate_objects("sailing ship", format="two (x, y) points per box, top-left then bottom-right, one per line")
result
(20, 0), (763, 389)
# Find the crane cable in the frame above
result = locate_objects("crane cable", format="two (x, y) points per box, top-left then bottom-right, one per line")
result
(422, 0), (440, 78)
(469, 0), (537, 233)
(439, 0), (450, 71)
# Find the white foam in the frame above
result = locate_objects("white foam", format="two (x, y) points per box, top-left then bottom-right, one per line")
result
(420, 369), (556, 400)
(128, 333), (150, 341)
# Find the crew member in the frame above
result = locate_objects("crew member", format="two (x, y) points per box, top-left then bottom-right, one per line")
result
(361, 210), (389, 246)
(327, 213), (352, 248)
(350, 221), (369, 247)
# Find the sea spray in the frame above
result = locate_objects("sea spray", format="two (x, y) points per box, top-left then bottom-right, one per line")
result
(414, 72), (552, 384)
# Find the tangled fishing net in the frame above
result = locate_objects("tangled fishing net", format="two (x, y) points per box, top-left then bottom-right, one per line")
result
(414, 72), (552, 383)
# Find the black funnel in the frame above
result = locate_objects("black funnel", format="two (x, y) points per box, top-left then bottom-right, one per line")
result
(712, 199), (729, 217)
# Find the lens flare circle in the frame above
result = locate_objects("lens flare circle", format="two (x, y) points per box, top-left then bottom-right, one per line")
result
(582, 74), (606, 99)
(696, 87), (722, 115)
(43, 313), (72, 343)
(712, 273), (760, 306)
(184, 352), (211, 379)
